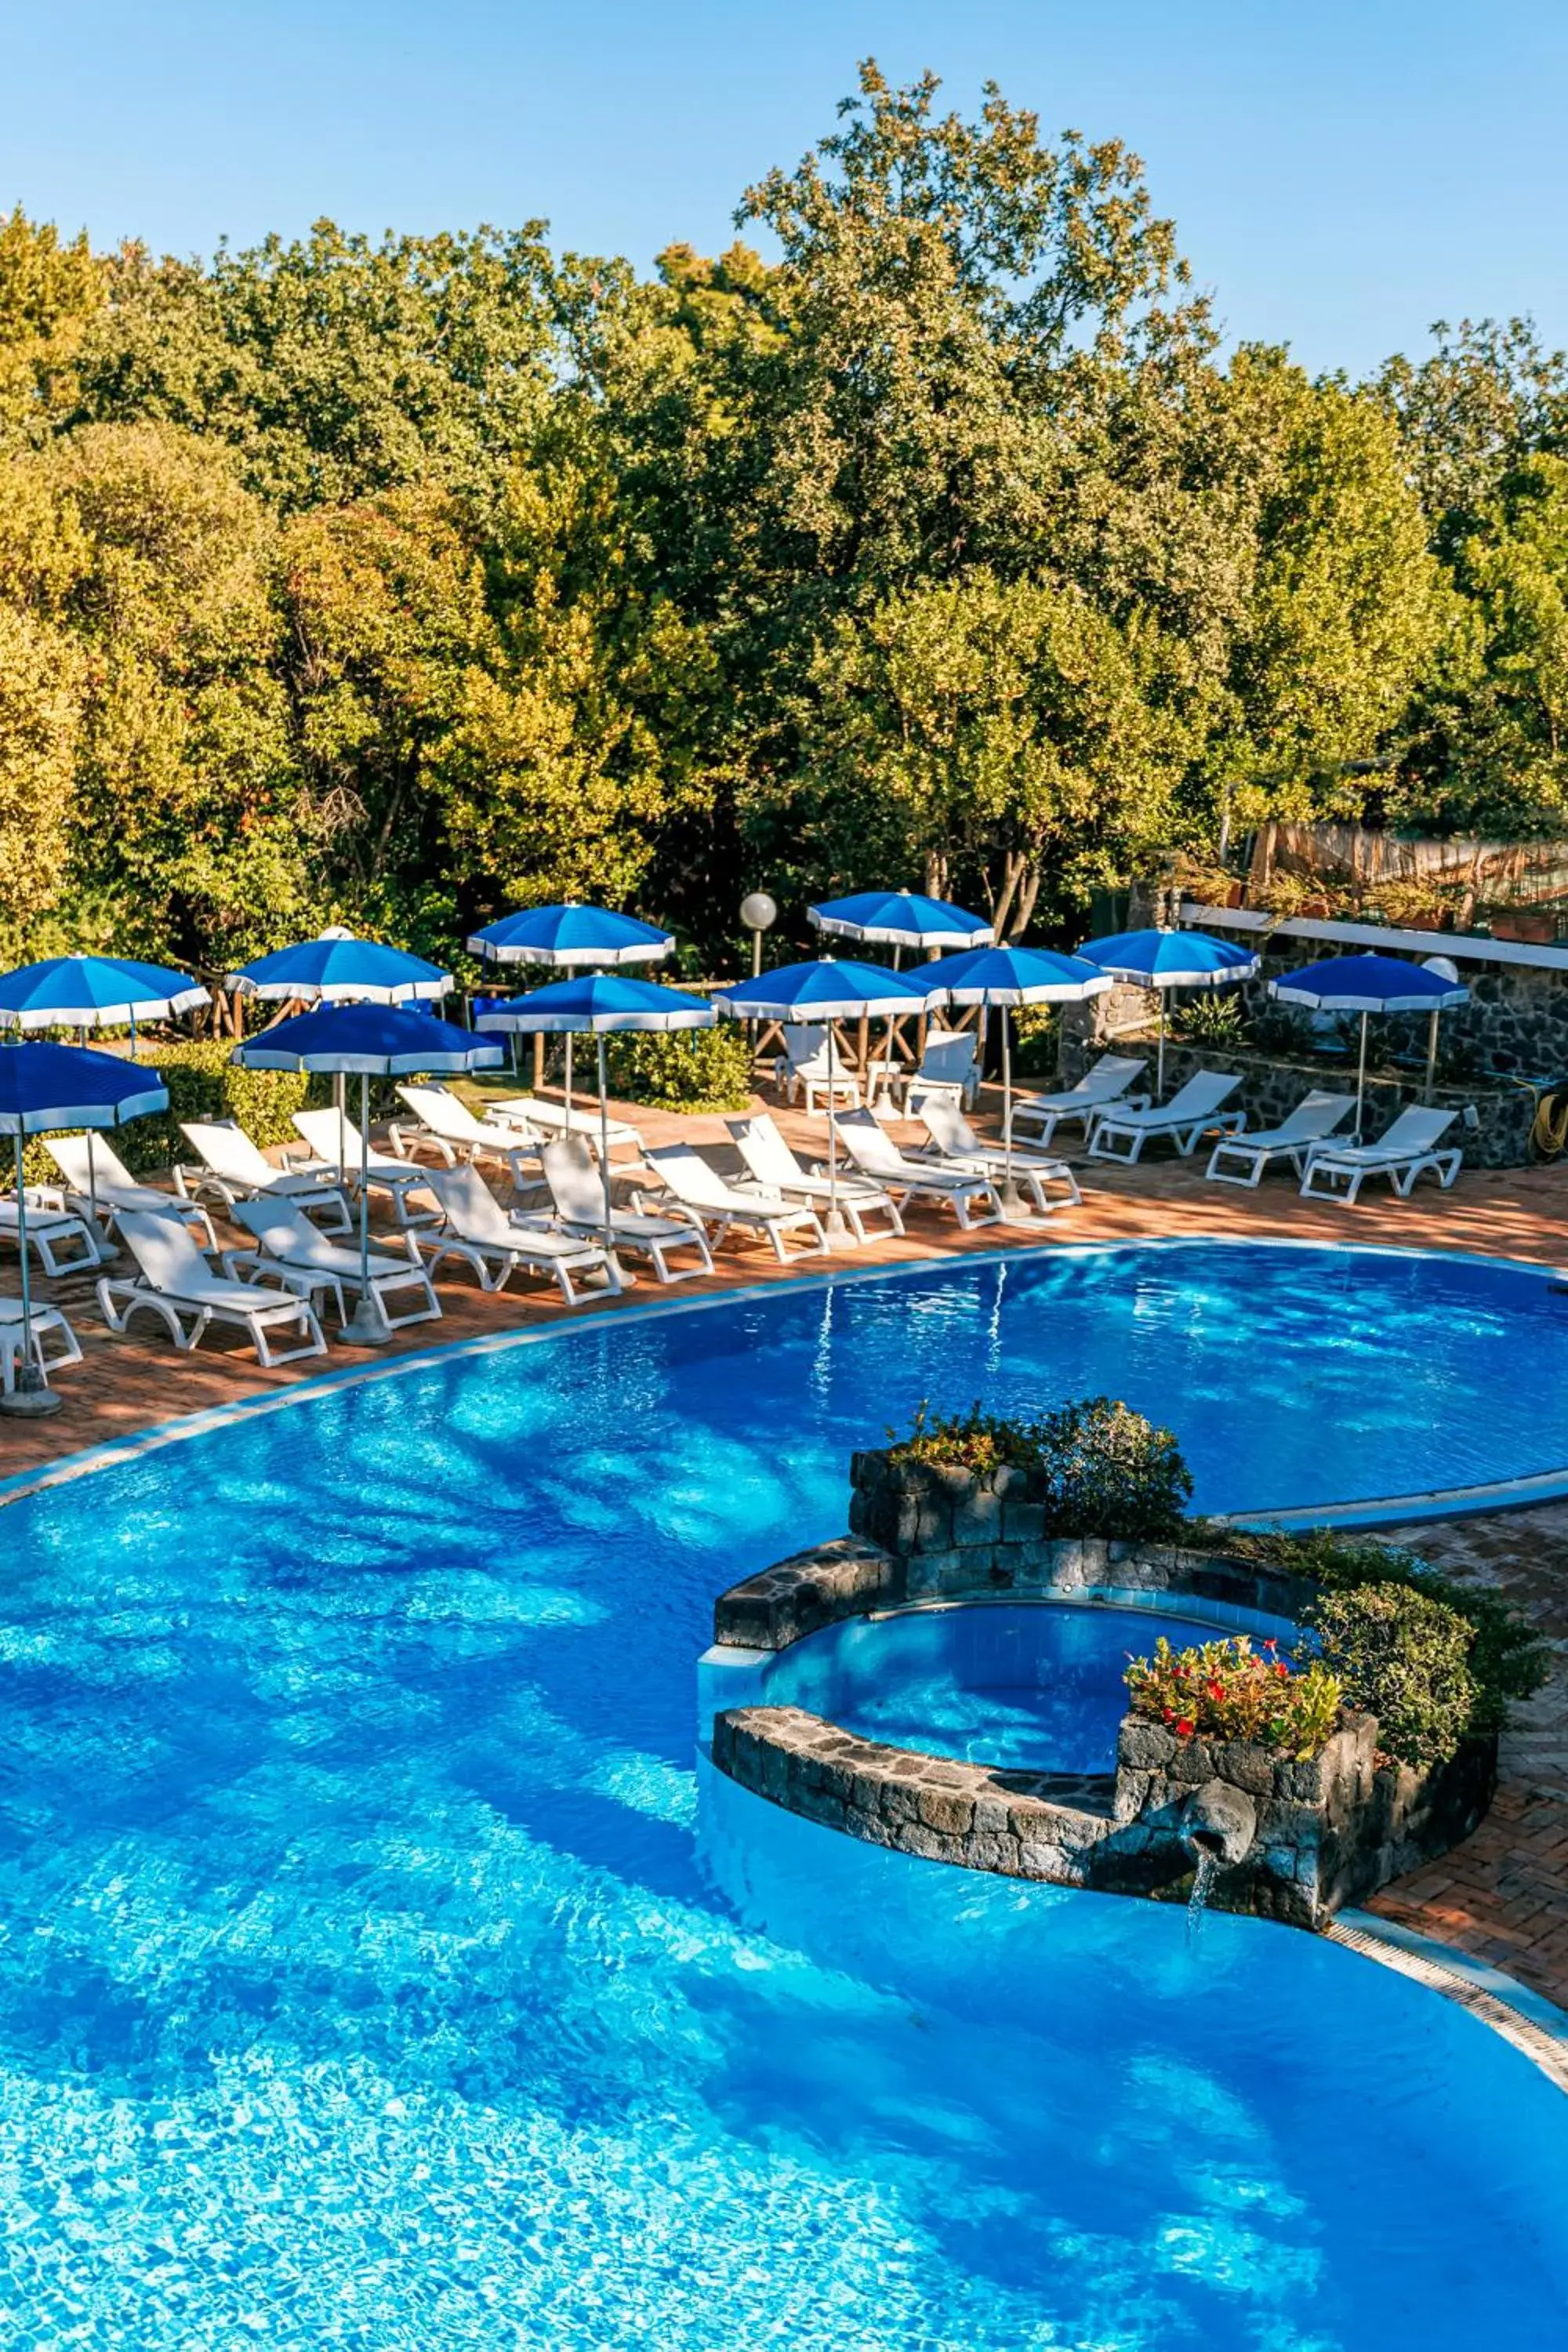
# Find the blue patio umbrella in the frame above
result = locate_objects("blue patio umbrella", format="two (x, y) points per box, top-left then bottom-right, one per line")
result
(235, 1003), (501, 1345)
(227, 930), (452, 1005)
(716, 958), (931, 1242)
(466, 904), (674, 969)
(1269, 953), (1470, 1139)
(1076, 927), (1261, 1094)
(0, 1043), (169, 1417)
(808, 890), (993, 964)
(492, 975), (715, 1257)
(0, 953), (209, 1044)
(920, 946), (1112, 1214)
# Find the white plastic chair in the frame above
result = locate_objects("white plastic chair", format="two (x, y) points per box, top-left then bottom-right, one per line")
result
(902, 1029), (980, 1112)
(1206, 1092), (1356, 1189)
(224, 1198), (441, 1334)
(44, 1134), (219, 1249)
(416, 1163), (625, 1306)
(773, 1027), (861, 1113)
(1009, 1054), (1150, 1146)
(0, 1298), (82, 1396)
(0, 1190), (109, 1276)
(1087, 1072), (1244, 1163)
(542, 1135), (713, 1284)
(915, 1096), (1081, 1213)
(289, 1109), (441, 1229)
(724, 1113), (905, 1245)
(388, 1085), (543, 1188)
(174, 1119), (351, 1230)
(98, 1212), (327, 1367)
(833, 1110), (1002, 1227)
(644, 1143), (829, 1261)
(1298, 1106), (1464, 1206)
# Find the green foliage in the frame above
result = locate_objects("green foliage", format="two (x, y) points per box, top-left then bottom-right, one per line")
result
(1125, 1633), (1342, 1760)
(2, 74), (1568, 967)
(603, 1025), (754, 1112)
(1308, 1584), (1477, 1769)
(892, 1394), (1192, 1540)
(1194, 1523), (1546, 1740)
(1172, 992), (1244, 1047)
(119, 1040), (310, 1174)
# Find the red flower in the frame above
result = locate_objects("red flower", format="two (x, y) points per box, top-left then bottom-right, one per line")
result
(1205, 1679), (1224, 1702)
(1275, 1661), (1290, 1679)
(1161, 1707), (1174, 1722)
(1175, 1719), (1196, 1737)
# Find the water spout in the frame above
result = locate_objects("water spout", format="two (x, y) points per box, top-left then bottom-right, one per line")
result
(1187, 1846), (1218, 1936)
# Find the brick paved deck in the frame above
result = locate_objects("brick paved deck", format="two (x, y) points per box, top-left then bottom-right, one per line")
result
(4, 1087), (1567, 2015)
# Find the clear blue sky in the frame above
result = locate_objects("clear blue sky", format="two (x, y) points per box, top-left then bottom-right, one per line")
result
(6, 0), (1566, 378)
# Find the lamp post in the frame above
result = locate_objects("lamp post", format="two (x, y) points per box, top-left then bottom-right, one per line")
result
(740, 893), (777, 978)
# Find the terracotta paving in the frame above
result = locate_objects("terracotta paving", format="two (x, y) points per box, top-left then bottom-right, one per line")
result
(4, 1087), (1568, 2017)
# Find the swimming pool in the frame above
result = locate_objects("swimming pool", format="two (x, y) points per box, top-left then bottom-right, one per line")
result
(757, 1599), (1259, 1773)
(2, 1240), (1566, 2347)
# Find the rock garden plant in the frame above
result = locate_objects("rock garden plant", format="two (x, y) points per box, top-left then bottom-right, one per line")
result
(1124, 1633), (1342, 1761)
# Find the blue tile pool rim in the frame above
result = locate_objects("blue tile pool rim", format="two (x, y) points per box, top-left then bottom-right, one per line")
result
(5, 1232), (1568, 1526)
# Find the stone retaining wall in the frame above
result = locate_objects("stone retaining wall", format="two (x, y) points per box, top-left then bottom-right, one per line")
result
(706, 1449), (1501, 1930)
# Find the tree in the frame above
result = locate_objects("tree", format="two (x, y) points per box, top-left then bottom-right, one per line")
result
(70, 222), (557, 514)
(778, 570), (1176, 934)
(0, 205), (105, 445)
(1379, 317), (1568, 554)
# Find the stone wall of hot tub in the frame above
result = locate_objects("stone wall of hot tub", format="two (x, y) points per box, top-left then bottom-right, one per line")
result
(706, 1450), (1498, 1931)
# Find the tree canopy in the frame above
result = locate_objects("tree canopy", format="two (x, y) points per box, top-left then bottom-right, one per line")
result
(1, 60), (1563, 978)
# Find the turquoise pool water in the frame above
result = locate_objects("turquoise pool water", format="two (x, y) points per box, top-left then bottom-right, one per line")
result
(760, 1600), (1258, 1773)
(1, 1241), (1566, 2347)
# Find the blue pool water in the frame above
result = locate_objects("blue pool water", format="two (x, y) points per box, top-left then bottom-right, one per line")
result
(1, 1240), (1566, 2347)
(760, 1600), (1257, 1773)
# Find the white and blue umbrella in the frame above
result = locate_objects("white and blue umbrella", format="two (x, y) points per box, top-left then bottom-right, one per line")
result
(716, 958), (931, 1242)
(1076, 927), (1260, 1096)
(235, 1003), (501, 1345)
(0, 1043), (170, 1417)
(467, 904), (673, 969)
(492, 975), (715, 1257)
(808, 890), (993, 965)
(227, 930), (452, 1005)
(0, 954), (209, 1040)
(920, 945), (1112, 1214)
(1269, 953), (1470, 1139)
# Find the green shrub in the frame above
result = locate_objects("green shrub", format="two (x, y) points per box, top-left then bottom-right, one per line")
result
(1308, 1583), (1477, 1769)
(1195, 1523), (1546, 1739)
(1033, 1396), (1193, 1540)
(1173, 993), (1245, 1047)
(891, 1395), (1192, 1541)
(1126, 1633), (1342, 1760)
(604, 1026), (754, 1113)
(1010, 1004), (1059, 1077)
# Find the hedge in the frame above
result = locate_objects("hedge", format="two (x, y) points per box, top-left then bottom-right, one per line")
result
(603, 1027), (755, 1113)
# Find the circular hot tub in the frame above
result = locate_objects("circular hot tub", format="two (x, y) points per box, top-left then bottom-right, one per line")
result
(756, 1597), (1286, 1774)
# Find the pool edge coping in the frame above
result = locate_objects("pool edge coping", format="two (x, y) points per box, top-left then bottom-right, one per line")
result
(1331, 1909), (1568, 2092)
(6, 1231), (1568, 1522)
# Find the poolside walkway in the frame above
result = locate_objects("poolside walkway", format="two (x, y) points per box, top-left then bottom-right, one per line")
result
(3, 1090), (1567, 2013)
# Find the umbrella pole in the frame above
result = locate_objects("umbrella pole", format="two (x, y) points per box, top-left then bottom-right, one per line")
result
(2, 1131), (60, 1417)
(997, 1007), (1029, 1221)
(1425, 1009), (1440, 1105)
(564, 1033), (574, 1127)
(595, 1036), (622, 1280)
(1356, 1011), (1369, 1143)
(823, 1024), (849, 1250)
(345, 1070), (390, 1347)
(1156, 992), (1166, 1098)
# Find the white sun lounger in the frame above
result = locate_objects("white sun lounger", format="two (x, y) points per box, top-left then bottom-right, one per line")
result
(724, 1113), (905, 1245)
(1087, 1071), (1244, 1163)
(1009, 1054), (1150, 1146)
(415, 1163), (625, 1306)
(0, 1190), (109, 1276)
(915, 1097), (1082, 1212)
(644, 1143), (829, 1261)
(774, 1027), (862, 1113)
(98, 1211), (328, 1367)
(387, 1084), (543, 1187)
(43, 1134), (219, 1249)
(224, 1199), (441, 1334)
(486, 1096), (643, 1152)
(174, 1119), (352, 1231)
(289, 1109), (441, 1229)
(1205, 1092), (1356, 1189)
(1298, 1105), (1465, 1206)
(542, 1136), (713, 1283)
(902, 1029), (980, 1112)
(834, 1110), (1003, 1227)
(0, 1298), (82, 1395)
